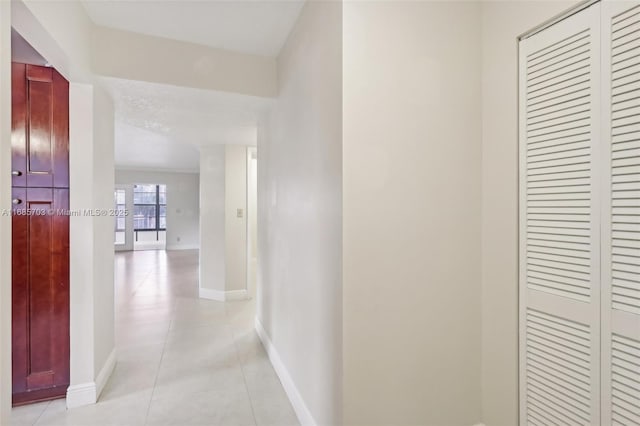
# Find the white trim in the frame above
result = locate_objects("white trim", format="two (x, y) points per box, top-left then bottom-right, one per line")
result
(199, 287), (226, 301)
(225, 289), (248, 301)
(165, 244), (199, 251)
(95, 348), (117, 399)
(198, 287), (248, 301)
(518, 0), (599, 40)
(133, 241), (166, 251)
(66, 383), (96, 409)
(254, 318), (316, 426)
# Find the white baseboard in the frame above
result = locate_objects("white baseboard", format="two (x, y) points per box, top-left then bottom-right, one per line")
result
(66, 383), (96, 409)
(133, 242), (165, 251)
(254, 318), (316, 426)
(165, 244), (199, 251)
(226, 289), (248, 300)
(95, 348), (117, 399)
(199, 287), (248, 301)
(66, 348), (117, 409)
(199, 287), (226, 301)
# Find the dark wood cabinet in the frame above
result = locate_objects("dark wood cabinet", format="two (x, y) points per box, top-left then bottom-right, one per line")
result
(11, 63), (70, 405)
(11, 63), (69, 189)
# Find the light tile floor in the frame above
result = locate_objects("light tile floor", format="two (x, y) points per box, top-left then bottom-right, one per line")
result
(11, 250), (298, 426)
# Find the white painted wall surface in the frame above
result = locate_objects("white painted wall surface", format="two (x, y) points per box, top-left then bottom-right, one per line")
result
(199, 146), (226, 296)
(225, 145), (247, 292)
(91, 86), (115, 381)
(68, 83), (97, 392)
(343, 2), (483, 425)
(247, 148), (257, 297)
(0, 2), (12, 423)
(257, 1), (342, 424)
(480, 2), (577, 425)
(68, 84), (116, 405)
(115, 170), (200, 250)
(92, 26), (277, 97)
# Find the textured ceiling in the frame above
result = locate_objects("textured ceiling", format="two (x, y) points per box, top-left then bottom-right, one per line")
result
(102, 77), (272, 171)
(81, 0), (305, 56)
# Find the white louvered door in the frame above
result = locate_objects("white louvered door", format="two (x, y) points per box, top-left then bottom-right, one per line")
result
(602, 1), (640, 424)
(519, 4), (602, 425)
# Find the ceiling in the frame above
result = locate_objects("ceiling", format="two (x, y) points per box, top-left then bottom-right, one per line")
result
(81, 0), (305, 57)
(102, 77), (272, 172)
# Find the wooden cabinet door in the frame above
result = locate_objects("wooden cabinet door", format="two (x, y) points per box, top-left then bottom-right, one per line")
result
(11, 61), (70, 405)
(11, 63), (69, 189)
(12, 188), (70, 404)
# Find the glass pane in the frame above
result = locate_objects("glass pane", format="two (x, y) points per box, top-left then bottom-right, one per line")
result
(159, 205), (167, 229)
(114, 189), (127, 244)
(135, 184), (156, 192)
(115, 189), (125, 205)
(133, 191), (156, 204)
(159, 191), (167, 205)
(115, 231), (125, 245)
(134, 205), (156, 230)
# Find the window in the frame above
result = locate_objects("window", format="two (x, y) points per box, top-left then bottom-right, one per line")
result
(133, 184), (166, 231)
(114, 189), (126, 245)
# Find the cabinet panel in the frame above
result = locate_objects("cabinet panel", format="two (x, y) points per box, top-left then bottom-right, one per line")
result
(11, 188), (70, 404)
(11, 63), (69, 189)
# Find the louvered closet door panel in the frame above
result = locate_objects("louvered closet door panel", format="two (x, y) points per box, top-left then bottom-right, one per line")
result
(519, 4), (601, 425)
(602, 2), (640, 424)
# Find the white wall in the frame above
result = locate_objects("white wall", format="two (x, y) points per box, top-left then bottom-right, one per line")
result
(0, 2), (12, 423)
(257, 1), (342, 424)
(199, 146), (226, 297)
(68, 83), (116, 406)
(68, 84), (96, 394)
(91, 86), (115, 383)
(225, 145), (247, 292)
(92, 25), (277, 97)
(115, 169), (200, 250)
(247, 148), (257, 297)
(343, 2), (483, 425)
(480, 2), (577, 425)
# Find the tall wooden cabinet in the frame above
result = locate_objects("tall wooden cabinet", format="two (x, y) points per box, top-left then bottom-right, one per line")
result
(11, 63), (70, 405)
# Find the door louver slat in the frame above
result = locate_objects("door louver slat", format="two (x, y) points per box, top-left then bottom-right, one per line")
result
(611, 334), (640, 423)
(525, 309), (592, 424)
(610, 5), (640, 317)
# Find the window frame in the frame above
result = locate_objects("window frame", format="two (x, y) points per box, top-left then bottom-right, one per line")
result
(133, 184), (167, 232)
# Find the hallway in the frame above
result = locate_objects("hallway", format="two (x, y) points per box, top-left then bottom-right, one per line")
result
(11, 250), (298, 426)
